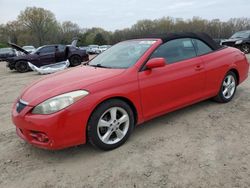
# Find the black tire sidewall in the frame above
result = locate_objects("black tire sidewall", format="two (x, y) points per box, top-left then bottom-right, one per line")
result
(87, 99), (134, 150)
(15, 61), (29, 73)
(69, 55), (81, 66)
(240, 44), (250, 54)
(217, 71), (237, 103)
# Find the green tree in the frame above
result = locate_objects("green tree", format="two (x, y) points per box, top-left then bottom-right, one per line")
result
(18, 7), (59, 46)
(0, 21), (21, 44)
(94, 33), (107, 45)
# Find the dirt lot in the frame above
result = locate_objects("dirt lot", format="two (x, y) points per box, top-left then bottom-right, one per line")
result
(0, 55), (250, 188)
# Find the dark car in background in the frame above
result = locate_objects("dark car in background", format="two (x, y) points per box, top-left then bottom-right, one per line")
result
(6, 40), (89, 73)
(0, 48), (17, 61)
(221, 30), (250, 54)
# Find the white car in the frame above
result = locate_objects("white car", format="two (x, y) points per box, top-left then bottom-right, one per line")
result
(87, 45), (99, 54)
(96, 45), (111, 54)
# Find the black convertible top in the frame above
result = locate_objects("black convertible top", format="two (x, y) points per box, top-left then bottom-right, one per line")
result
(140, 32), (222, 51)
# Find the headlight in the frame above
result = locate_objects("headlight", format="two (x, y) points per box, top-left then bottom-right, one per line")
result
(32, 90), (89, 114)
(235, 40), (243, 44)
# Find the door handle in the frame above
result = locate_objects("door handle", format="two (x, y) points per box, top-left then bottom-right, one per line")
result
(194, 65), (204, 71)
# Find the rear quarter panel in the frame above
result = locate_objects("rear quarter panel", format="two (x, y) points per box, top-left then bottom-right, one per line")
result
(68, 47), (89, 61)
(200, 47), (249, 97)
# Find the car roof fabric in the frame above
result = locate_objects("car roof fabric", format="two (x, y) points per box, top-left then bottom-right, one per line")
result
(140, 32), (221, 50)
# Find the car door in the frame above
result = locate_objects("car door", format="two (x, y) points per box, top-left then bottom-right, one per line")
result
(55, 45), (66, 62)
(38, 46), (56, 66)
(138, 38), (206, 119)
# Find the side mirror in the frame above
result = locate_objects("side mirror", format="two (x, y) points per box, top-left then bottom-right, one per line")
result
(36, 51), (40, 55)
(146, 58), (166, 69)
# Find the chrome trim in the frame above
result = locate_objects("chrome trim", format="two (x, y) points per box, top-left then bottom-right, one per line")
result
(19, 99), (29, 105)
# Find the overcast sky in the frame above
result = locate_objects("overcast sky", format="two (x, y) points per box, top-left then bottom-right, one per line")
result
(0, 0), (249, 31)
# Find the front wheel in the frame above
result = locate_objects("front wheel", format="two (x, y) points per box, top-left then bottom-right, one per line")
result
(213, 71), (237, 103)
(15, 61), (29, 73)
(239, 44), (250, 54)
(87, 99), (134, 150)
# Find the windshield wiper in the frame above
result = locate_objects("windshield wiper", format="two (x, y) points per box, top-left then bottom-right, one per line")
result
(89, 64), (111, 68)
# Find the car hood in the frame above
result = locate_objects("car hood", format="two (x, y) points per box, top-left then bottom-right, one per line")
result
(224, 38), (244, 42)
(8, 43), (29, 54)
(20, 66), (126, 106)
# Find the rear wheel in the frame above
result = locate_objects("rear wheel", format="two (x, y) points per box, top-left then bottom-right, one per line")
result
(15, 61), (29, 73)
(239, 44), (250, 54)
(213, 71), (237, 103)
(69, 55), (82, 67)
(87, 99), (134, 150)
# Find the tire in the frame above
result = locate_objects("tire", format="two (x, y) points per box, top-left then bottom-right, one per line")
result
(69, 55), (82, 67)
(213, 71), (237, 103)
(239, 44), (250, 54)
(87, 99), (134, 150)
(15, 60), (29, 73)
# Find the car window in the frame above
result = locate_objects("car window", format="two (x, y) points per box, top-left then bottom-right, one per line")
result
(38, 46), (55, 54)
(57, 45), (66, 52)
(192, 39), (212, 56)
(150, 38), (196, 64)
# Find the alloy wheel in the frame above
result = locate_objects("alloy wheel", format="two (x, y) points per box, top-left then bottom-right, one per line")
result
(222, 75), (236, 99)
(97, 107), (130, 145)
(241, 44), (250, 54)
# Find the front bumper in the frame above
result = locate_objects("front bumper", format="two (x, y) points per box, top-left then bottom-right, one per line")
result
(222, 42), (236, 47)
(222, 42), (243, 49)
(12, 99), (91, 150)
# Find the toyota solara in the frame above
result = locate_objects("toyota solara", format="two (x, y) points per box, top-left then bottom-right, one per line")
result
(12, 33), (249, 150)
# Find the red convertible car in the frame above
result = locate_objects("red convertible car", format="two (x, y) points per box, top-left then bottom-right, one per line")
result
(12, 33), (249, 150)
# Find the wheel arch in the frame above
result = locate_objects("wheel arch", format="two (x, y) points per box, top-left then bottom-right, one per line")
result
(69, 53), (81, 58)
(87, 96), (138, 127)
(15, 59), (28, 63)
(228, 68), (239, 85)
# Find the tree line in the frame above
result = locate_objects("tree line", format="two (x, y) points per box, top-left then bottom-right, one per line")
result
(1, 7), (250, 48)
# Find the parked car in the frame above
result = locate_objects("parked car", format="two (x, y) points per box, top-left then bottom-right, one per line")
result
(87, 45), (99, 54)
(221, 30), (250, 54)
(22, 46), (36, 53)
(96, 45), (111, 54)
(12, 33), (249, 150)
(0, 47), (17, 61)
(79, 46), (89, 51)
(6, 40), (89, 73)
(213, 38), (226, 45)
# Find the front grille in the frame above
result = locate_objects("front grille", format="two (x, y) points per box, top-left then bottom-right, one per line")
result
(16, 100), (28, 113)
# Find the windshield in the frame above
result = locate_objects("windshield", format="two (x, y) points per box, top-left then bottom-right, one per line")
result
(88, 40), (156, 69)
(230, 31), (250, 39)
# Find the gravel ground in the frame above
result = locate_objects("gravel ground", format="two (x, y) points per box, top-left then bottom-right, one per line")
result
(0, 55), (250, 188)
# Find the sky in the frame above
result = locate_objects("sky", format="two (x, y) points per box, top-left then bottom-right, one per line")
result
(0, 0), (249, 31)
